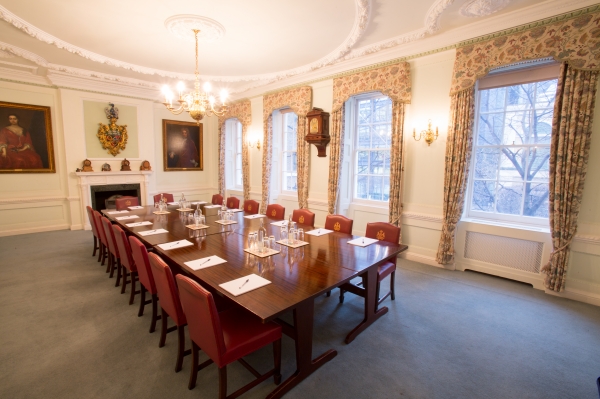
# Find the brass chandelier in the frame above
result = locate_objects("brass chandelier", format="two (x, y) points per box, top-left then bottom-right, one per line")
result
(161, 29), (227, 124)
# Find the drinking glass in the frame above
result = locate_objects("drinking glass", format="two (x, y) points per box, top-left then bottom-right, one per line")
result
(217, 209), (222, 220)
(280, 226), (288, 243)
(194, 215), (201, 227)
(269, 235), (276, 251)
(289, 228), (297, 245)
(257, 234), (265, 253)
(297, 228), (304, 242)
(154, 202), (159, 209)
(263, 237), (270, 252)
(248, 232), (256, 251)
(290, 221), (296, 231)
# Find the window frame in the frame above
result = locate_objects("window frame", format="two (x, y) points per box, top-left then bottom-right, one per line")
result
(224, 118), (243, 191)
(279, 110), (298, 195)
(464, 71), (558, 227)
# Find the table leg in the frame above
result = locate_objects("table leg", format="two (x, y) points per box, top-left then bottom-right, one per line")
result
(267, 299), (337, 399)
(345, 264), (388, 344)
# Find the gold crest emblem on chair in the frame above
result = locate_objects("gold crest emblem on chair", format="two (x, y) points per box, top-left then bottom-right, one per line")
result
(248, 205), (252, 211)
(299, 215), (304, 223)
(271, 210), (276, 216)
(376, 230), (385, 240)
(125, 200), (131, 206)
(334, 222), (341, 231)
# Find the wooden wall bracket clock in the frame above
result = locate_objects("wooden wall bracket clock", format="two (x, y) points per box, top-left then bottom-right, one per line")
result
(305, 107), (330, 157)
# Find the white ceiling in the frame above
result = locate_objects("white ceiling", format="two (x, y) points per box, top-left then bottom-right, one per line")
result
(0, 0), (591, 97)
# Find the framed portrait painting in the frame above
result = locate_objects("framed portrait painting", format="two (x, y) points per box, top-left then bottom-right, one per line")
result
(0, 101), (55, 173)
(162, 119), (203, 171)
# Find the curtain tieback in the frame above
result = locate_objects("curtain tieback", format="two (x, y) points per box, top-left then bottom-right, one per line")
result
(541, 238), (573, 273)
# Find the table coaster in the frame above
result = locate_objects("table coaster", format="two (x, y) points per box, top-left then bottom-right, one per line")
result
(126, 221), (153, 227)
(184, 256), (227, 270)
(244, 214), (266, 219)
(177, 208), (194, 212)
(219, 274), (271, 296)
(185, 224), (209, 230)
(115, 215), (139, 220)
(138, 228), (168, 236)
(306, 228), (333, 236)
(153, 211), (170, 215)
(243, 247), (280, 258)
(215, 220), (238, 225)
(128, 206), (144, 210)
(157, 240), (193, 250)
(347, 237), (378, 247)
(106, 210), (129, 215)
(276, 239), (309, 248)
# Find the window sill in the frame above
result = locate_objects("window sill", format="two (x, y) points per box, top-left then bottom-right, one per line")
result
(460, 217), (550, 234)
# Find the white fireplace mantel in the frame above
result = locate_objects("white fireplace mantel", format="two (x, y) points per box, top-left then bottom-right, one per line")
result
(74, 170), (153, 230)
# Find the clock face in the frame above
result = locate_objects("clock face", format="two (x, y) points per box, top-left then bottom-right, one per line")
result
(309, 118), (319, 134)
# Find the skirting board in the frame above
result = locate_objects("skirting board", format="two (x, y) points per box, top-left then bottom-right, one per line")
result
(0, 223), (70, 237)
(399, 251), (454, 270)
(545, 286), (600, 307)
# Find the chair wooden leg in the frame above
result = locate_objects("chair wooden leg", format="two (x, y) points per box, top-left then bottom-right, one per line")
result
(110, 255), (118, 278)
(138, 285), (146, 317)
(92, 236), (98, 257)
(113, 259), (121, 286)
(105, 252), (112, 273)
(218, 366), (227, 399)
(326, 290), (331, 297)
(188, 341), (200, 390)
(129, 272), (138, 305)
(390, 270), (395, 301)
(98, 243), (104, 263)
(339, 288), (345, 303)
(150, 294), (160, 333)
(273, 339), (282, 385)
(159, 308), (168, 348)
(175, 324), (187, 372)
(120, 267), (128, 292)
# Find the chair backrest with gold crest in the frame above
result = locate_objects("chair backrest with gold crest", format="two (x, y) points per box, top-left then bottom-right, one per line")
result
(226, 196), (240, 209)
(115, 196), (139, 211)
(292, 209), (315, 227)
(324, 214), (353, 234)
(243, 200), (260, 215)
(365, 222), (400, 247)
(266, 204), (285, 220)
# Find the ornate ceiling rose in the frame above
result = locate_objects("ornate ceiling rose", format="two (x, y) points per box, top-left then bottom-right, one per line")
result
(460, 0), (511, 18)
(164, 15), (226, 43)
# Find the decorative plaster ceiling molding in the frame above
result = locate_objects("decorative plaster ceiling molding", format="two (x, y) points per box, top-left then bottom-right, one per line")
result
(164, 15), (226, 43)
(0, 49), (15, 58)
(460, 0), (511, 18)
(424, 0), (457, 33)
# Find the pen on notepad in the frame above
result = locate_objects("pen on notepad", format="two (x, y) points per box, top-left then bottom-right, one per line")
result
(362, 238), (365, 244)
(239, 279), (250, 289)
(169, 241), (182, 248)
(198, 258), (211, 266)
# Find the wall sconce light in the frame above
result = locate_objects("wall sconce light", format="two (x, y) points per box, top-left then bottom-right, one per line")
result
(247, 132), (261, 150)
(413, 119), (439, 146)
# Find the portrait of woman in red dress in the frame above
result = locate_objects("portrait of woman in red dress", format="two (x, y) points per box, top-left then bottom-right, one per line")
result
(0, 114), (43, 169)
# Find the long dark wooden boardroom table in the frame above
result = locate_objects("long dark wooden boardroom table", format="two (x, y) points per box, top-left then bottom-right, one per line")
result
(104, 204), (407, 398)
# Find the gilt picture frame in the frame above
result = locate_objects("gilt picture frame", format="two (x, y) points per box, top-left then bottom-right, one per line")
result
(162, 120), (203, 171)
(0, 101), (55, 173)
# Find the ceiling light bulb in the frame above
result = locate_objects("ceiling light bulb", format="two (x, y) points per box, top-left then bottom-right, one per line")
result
(209, 96), (216, 104)
(219, 89), (228, 102)
(176, 81), (185, 92)
(161, 85), (170, 95)
(203, 82), (212, 93)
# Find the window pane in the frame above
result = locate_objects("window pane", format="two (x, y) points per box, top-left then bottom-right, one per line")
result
(480, 87), (506, 113)
(291, 152), (297, 172)
(357, 151), (369, 175)
(370, 151), (384, 174)
(373, 97), (392, 122)
(472, 180), (496, 212)
(369, 176), (383, 201)
(383, 176), (390, 201)
(526, 147), (550, 182)
(372, 125), (388, 148)
(533, 110), (553, 144)
(235, 171), (242, 187)
(474, 148), (500, 179)
(356, 175), (368, 199)
(536, 80), (558, 107)
(477, 113), (503, 145)
(496, 181), (523, 215)
(358, 100), (371, 124)
(358, 126), (370, 148)
(524, 182), (549, 217)
(236, 154), (242, 169)
(383, 151), (391, 175)
(507, 83), (535, 110)
(504, 111), (530, 145)
(499, 148), (525, 181)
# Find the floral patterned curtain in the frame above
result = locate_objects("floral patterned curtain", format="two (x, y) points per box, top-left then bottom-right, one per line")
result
(541, 64), (598, 292)
(217, 100), (252, 200)
(262, 87), (312, 213)
(328, 62), (411, 217)
(436, 89), (476, 265)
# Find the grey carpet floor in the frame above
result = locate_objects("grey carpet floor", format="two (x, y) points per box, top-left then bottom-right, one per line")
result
(1, 230), (599, 399)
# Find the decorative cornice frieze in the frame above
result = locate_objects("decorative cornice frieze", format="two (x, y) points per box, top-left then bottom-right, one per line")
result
(460, 0), (511, 18)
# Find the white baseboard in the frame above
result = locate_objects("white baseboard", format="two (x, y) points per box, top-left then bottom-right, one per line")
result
(400, 251), (454, 270)
(0, 224), (70, 237)
(546, 287), (600, 307)
(70, 224), (84, 231)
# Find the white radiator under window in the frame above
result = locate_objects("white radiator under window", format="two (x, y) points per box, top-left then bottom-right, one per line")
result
(464, 231), (543, 273)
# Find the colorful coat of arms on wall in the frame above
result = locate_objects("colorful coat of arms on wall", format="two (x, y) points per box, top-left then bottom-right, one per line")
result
(97, 103), (127, 156)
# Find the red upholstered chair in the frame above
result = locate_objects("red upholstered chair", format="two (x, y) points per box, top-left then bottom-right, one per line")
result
(115, 196), (139, 211)
(292, 209), (315, 227)
(339, 222), (401, 307)
(325, 214), (353, 234)
(129, 236), (161, 333)
(243, 200), (259, 215)
(93, 211), (108, 266)
(226, 196), (240, 209)
(266, 204), (285, 220)
(176, 274), (282, 395)
(86, 206), (100, 259)
(101, 216), (121, 283)
(113, 224), (139, 304)
(154, 193), (174, 203)
(148, 252), (189, 372)
(212, 194), (224, 205)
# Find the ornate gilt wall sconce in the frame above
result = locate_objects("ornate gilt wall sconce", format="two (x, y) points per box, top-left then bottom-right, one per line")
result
(413, 119), (438, 146)
(247, 132), (261, 150)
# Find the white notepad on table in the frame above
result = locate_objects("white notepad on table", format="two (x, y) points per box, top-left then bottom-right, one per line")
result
(347, 237), (378, 247)
(138, 228), (168, 236)
(128, 206), (144, 210)
(229, 209), (244, 213)
(306, 228), (333, 236)
(126, 221), (152, 227)
(191, 201), (207, 205)
(271, 220), (288, 227)
(115, 215), (139, 220)
(157, 240), (193, 250)
(244, 214), (266, 219)
(184, 256), (227, 270)
(107, 210), (129, 215)
(219, 274), (271, 296)
(205, 205), (221, 209)
(167, 201), (180, 205)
